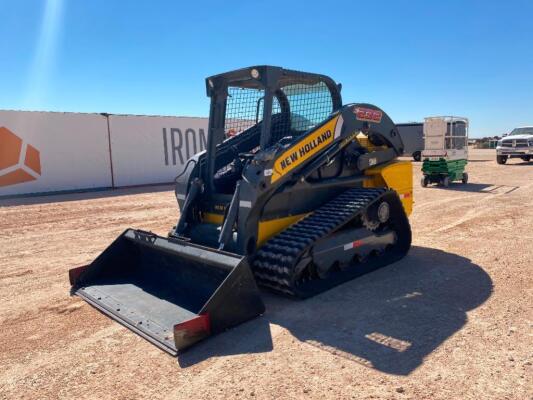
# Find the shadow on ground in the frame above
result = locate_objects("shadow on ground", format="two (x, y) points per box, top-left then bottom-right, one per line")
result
(178, 246), (493, 375)
(0, 184), (174, 207)
(428, 183), (520, 194)
(499, 161), (533, 166)
(426, 182), (494, 192)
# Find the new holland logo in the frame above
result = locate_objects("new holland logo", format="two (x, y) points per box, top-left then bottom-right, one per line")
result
(270, 116), (340, 183)
(279, 130), (332, 170)
(0, 127), (41, 187)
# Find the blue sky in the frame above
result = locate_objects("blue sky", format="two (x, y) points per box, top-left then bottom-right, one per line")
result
(1, 1), (532, 137)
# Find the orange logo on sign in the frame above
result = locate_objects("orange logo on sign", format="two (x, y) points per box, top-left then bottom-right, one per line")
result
(0, 127), (41, 187)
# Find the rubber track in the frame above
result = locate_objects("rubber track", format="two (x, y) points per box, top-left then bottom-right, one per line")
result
(252, 187), (387, 295)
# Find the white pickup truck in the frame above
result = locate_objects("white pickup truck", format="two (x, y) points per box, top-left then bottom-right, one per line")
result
(496, 126), (533, 164)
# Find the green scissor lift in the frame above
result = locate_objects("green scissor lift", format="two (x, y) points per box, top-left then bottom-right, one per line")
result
(421, 116), (469, 187)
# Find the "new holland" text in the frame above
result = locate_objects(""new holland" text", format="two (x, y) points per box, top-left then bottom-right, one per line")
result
(280, 130), (332, 170)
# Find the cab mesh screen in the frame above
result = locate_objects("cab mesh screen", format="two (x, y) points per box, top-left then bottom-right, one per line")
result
(224, 87), (280, 138)
(271, 81), (333, 143)
(224, 81), (333, 145)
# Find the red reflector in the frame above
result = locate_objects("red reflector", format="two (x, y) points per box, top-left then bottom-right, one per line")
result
(174, 314), (211, 341)
(68, 265), (89, 285)
(344, 239), (365, 251)
(353, 240), (364, 248)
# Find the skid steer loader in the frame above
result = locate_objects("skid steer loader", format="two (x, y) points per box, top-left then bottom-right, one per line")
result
(69, 66), (413, 355)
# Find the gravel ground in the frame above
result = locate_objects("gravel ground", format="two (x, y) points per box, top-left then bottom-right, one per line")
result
(0, 149), (532, 400)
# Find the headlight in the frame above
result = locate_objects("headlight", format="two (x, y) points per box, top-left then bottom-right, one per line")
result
(497, 140), (503, 146)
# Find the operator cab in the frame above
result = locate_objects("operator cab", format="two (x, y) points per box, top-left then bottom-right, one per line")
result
(204, 66), (342, 195)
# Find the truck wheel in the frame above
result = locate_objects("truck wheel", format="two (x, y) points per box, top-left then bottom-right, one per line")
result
(413, 151), (421, 162)
(521, 156), (531, 162)
(497, 155), (507, 164)
(442, 176), (450, 187)
(421, 176), (429, 187)
(462, 172), (468, 184)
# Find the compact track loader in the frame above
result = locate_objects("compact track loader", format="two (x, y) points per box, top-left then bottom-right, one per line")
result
(69, 66), (413, 355)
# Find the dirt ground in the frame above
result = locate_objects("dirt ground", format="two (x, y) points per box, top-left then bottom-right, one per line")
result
(0, 149), (532, 400)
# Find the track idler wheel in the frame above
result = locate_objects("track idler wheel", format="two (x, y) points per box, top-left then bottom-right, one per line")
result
(362, 200), (390, 231)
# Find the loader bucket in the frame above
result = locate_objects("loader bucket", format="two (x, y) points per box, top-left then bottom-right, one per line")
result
(69, 229), (265, 355)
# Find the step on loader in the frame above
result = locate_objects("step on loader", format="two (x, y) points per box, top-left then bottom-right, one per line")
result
(69, 66), (413, 355)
